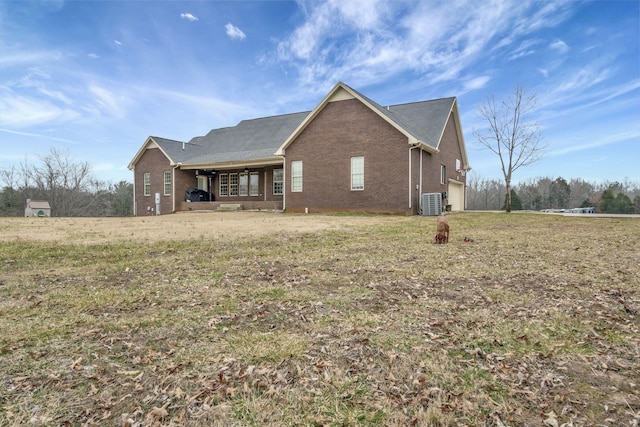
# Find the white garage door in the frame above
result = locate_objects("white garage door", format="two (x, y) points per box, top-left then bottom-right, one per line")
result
(448, 181), (465, 211)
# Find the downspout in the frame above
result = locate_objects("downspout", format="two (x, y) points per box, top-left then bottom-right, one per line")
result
(409, 144), (420, 211)
(172, 163), (181, 213)
(419, 147), (423, 213)
(281, 156), (287, 212)
(132, 166), (136, 216)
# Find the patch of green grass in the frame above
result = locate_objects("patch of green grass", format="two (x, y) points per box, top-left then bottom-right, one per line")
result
(228, 331), (310, 363)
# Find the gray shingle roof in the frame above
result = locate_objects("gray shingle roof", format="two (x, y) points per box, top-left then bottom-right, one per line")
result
(343, 84), (454, 149)
(150, 88), (455, 166)
(150, 137), (206, 164)
(386, 98), (455, 148)
(182, 112), (309, 165)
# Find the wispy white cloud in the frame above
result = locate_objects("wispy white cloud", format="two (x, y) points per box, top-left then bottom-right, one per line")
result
(180, 13), (198, 22)
(549, 40), (569, 53)
(0, 127), (79, 145)
(225, 23), (246, 40)
(88, 85), (131, 119)
(0, 50), (63, 67)
(114, 40), (122, 46)
(88, 53), (100, 59)
(464, 75), (491, 91)
(548, 129), (640, 157)
(275, 1), (575, 89)
(0, 89), (80, 128)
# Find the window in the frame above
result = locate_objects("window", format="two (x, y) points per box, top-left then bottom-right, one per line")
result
(219, 174), (229, 196)
(440, 165), (446, 185)
(250, 172), (259, 196)
(143, 172), (151, 196)
(351, 156), (364, 190)
(291, 161), (303, 192)
(239, 172), (248, 196)
(273, 169), (283, 195)
(164, 171), (171, 196)
(229, 173), (239, 196)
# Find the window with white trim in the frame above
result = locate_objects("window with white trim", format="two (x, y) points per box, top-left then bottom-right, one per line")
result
(291, 161), (303, 192)
(229, 173), (239, 196)
(351, 156), (364, 190)
(143, 172), (151, 196)
(164, 171), (171, 196)
(273, 169), (283, 195)
(440, 165), (446, 185)
(239, 172), (248, 196)
(250, 172), (259, 196)
(219, 174), (229, 196)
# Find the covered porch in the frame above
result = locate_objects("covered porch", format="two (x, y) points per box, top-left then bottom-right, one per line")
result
(173, 162), (284, 213)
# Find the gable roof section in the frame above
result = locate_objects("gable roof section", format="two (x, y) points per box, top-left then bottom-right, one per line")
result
(276, 82), (457, 155)
(127, 136), (191, 169)
(388, 97), (469, 169)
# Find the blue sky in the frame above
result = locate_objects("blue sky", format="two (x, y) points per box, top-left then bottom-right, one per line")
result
(1, 0), (639, 185)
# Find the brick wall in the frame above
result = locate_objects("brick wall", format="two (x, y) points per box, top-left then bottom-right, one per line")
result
(133, 148), (199, 216)
(284, 98), (412, 214)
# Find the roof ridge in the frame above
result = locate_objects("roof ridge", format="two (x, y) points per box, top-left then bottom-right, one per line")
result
(237, 110), (311, 123)
(388, 96), (456, 108)
(151, 136), (186, 144)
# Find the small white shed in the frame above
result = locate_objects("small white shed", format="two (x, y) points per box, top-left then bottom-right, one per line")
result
(25, 199), (51, 217)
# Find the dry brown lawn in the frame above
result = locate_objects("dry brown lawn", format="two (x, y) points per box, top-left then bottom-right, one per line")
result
(1, 211), (638, 426)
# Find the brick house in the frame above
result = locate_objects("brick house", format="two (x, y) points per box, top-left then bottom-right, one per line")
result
(128, 82), (470, 216)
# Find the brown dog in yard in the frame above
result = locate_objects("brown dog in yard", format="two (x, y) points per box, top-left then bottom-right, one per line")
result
(435, 215), (449, 244)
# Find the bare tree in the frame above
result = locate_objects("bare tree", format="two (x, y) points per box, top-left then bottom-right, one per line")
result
(473, 86), (545, 212)
(26, 148), (93, 216)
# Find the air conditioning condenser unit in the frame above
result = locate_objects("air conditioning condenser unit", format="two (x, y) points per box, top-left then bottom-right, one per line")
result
(421, 193), (442, 216)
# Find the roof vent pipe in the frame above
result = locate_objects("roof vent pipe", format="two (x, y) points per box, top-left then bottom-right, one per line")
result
(182, 142), (185, 150)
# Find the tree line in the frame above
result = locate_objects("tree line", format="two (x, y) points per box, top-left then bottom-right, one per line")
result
(466, 174), (640, 214)
(2, 147), (638, 217)
(1, 148), (133, 217)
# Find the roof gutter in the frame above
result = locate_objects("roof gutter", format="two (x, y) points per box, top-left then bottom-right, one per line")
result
(180, 157), (283, 170)
(409, 138), (438, 154)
